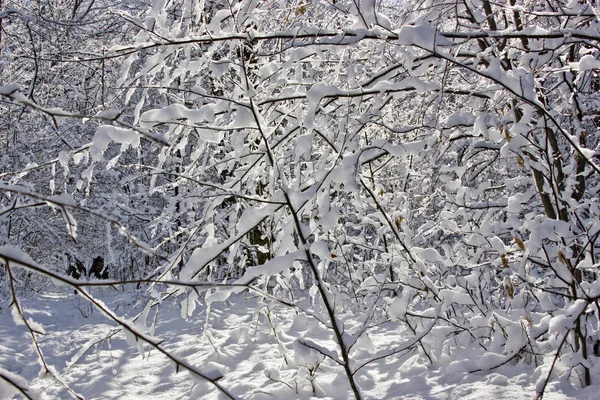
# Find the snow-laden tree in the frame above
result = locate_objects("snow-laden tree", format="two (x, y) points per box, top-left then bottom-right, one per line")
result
(0, 0), (157, 283)
(1, 0), (600, 398)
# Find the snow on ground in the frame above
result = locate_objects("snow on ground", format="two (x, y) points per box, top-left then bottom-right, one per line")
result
(0, 289), (594, 399)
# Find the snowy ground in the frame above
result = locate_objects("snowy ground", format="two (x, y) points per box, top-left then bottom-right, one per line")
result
(0, 289), (595, 399)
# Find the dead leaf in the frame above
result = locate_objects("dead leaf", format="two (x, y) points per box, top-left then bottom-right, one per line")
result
(501, 254), (509, 268)
(504, 276), (514, 300)
(558, 251), (567, 264)
(394, 216), (403, 230)
(514, 237), (525, 251)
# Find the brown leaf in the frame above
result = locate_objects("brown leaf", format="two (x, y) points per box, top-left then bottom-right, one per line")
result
(504, 276), (514, 300)
(514, 237), (525, 251)
(558, 251), (567, 264)
(394, 216), (403, 230)
(297, 2), (307, 15)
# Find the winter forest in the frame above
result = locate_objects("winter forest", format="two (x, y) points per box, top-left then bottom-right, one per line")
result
(1, 0), (600, 398)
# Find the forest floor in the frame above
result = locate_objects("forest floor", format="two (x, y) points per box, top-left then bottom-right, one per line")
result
(0, 289), (595, 399)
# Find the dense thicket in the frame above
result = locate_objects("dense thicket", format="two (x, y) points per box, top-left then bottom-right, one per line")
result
(1, 1), (600, 398)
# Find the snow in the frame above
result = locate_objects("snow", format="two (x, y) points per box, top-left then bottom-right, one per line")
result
(57, 151), (69, 169)
(94, 109), (122, 120)
(235, 250), (304, 284)
(370, 77), (440, 94)
(0, 84), (22, 96)
(0, 367), (29, 399)
(90, 126), (140, 162)
(414, 247), (445, 263)
(179, 203), (283, 282)
(0, 245), (41, 268)
(574, 55), (600, 71)
(397, 23), (453, 50)
(0, 290), (589, 400)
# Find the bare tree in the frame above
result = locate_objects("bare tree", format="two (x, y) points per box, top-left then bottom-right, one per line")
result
(1, 1), (600, 399)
